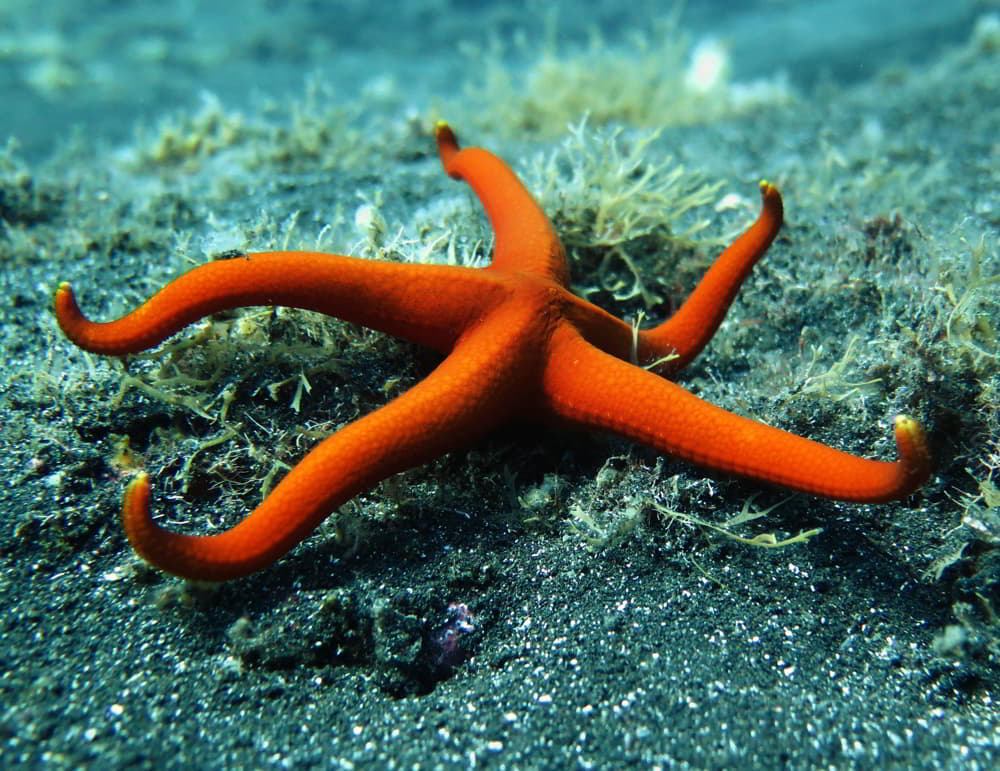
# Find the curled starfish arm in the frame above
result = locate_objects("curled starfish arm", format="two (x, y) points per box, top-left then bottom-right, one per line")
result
(54, 252), (493, 356)
(435, 122), (570, 285)
(122, 313), (539, 580)
(639, 181), (783, 373)
(542, 327), (931, 502)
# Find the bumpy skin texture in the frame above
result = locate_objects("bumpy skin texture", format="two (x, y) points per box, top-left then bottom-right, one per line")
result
(54, 123), (932, 581)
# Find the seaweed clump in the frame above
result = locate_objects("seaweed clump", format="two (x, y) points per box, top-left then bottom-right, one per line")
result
(460, 15), (791, 138)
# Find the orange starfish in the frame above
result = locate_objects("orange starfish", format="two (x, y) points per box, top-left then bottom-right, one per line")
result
(54, 123), (931, 581)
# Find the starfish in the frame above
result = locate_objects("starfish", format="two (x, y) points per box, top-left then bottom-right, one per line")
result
(53, 123), (932, 582)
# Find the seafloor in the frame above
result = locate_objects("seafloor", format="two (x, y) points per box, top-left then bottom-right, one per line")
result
(1, 1), (998, 768)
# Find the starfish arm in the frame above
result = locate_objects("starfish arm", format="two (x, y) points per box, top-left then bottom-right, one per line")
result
(54, 252), (496, 356)
(121, 309), (542, 581)
(639, 181), (783, 372)
(435, 122), (571, 285)
(541, 326), (931, 502)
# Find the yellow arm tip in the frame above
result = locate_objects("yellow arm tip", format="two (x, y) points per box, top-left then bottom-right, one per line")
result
(892, 414), (932, 492)
(434, 121), (456, 144)
(53, 281), (72, 305)
(758, 179), (780, 198)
